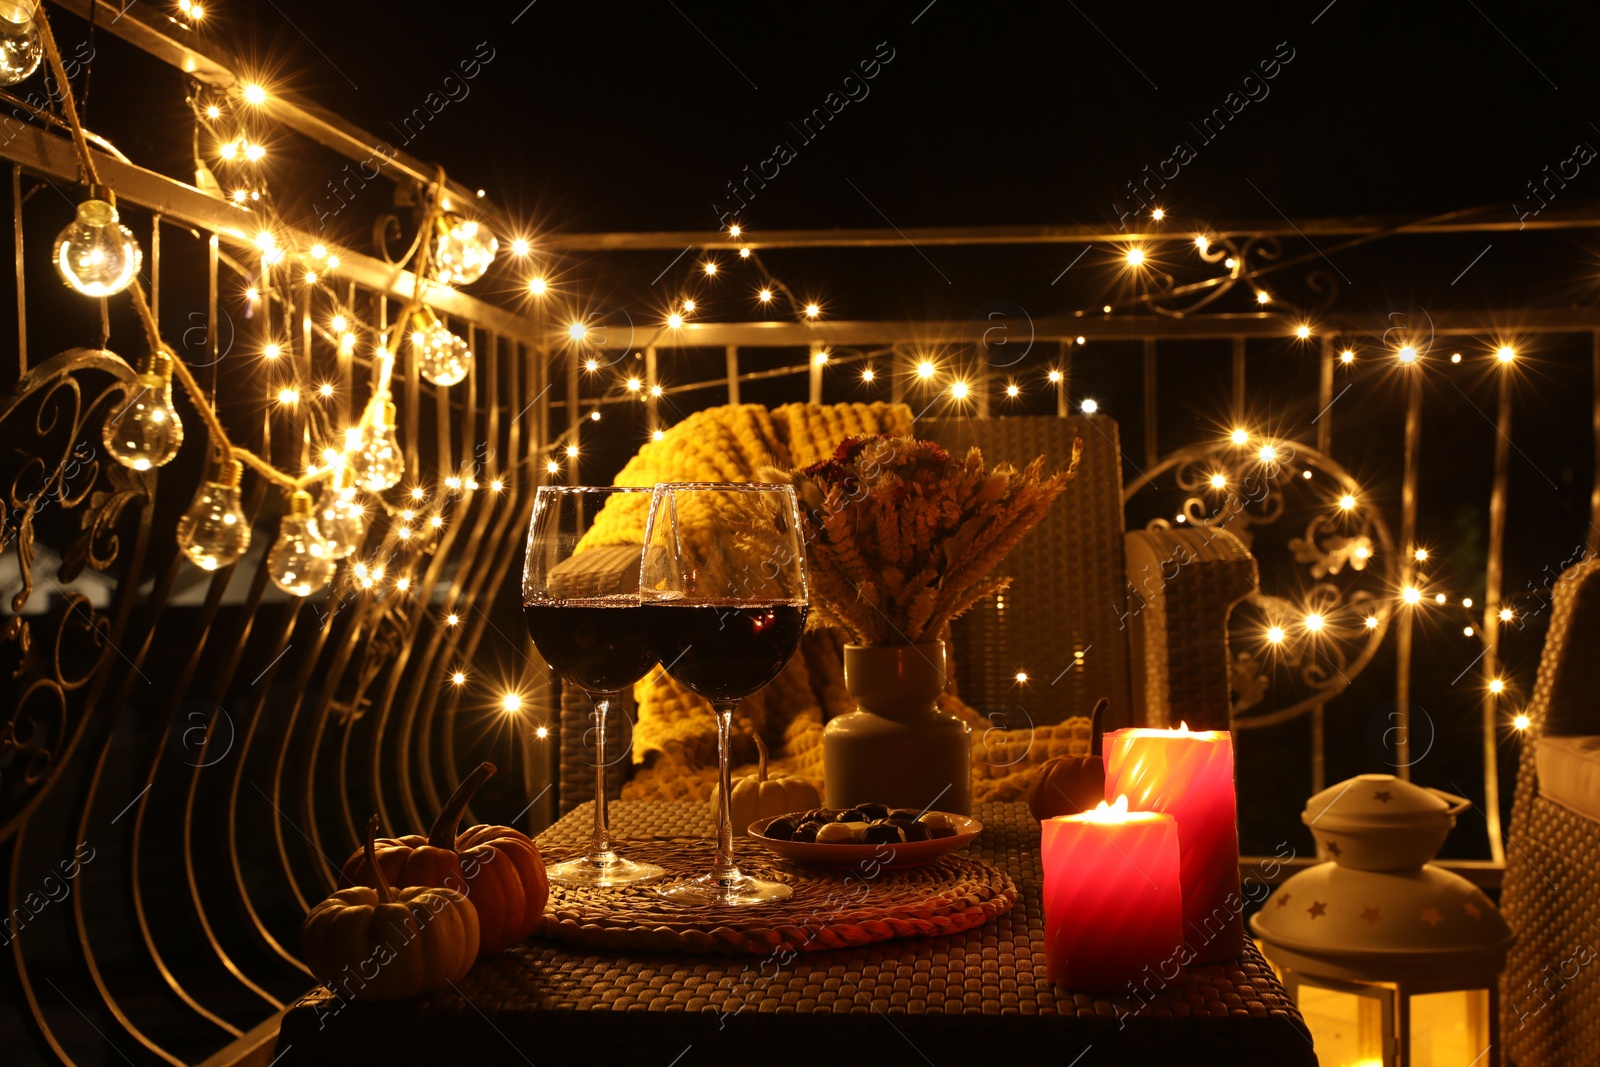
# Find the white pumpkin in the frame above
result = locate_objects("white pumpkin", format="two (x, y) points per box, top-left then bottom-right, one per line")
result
(712, 734), (822, 836)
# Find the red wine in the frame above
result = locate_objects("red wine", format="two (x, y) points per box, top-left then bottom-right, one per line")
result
(523, 599), (661, 693)
(649, 602), (808, 702)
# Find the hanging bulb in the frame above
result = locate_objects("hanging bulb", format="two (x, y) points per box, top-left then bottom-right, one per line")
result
(313, 466), (366, 559)
(103, 351), (184, 470)
(268, 490), (335, 597)
(54, 188), (143, 296)
(177, 457), (250, 570)
(431, 212), (497, 286)
(349, 396), (404, 492)
(409, 309), (473, 386)
(0, 1), (42, 86)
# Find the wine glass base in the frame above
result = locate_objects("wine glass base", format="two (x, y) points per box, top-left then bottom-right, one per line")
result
(546, 853), (666, 888)
(656, 869), (792, 907)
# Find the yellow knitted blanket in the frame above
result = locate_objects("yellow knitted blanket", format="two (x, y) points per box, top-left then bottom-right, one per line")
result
(590, 401), (1089, 803)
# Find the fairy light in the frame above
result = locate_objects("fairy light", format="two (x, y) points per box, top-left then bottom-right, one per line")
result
(1355, 545), (1371, 560)
(402, 509), (415, 521)
(1489, 678), (1505, 694)
(917, 360), (936, 380)
(862, 368), (876, 383)
(230, 189), (247, 203)
(219, 141), (238, 161)
(703, 261), (718, 276)
(254, 230), (275, 252)
(410, 487), (425, 500)
(1414, 548), (1429, 562)
(649, 384), (663, 398)
(330, 314), (348, 333)
(445, 477), (462, 490)
(667, 313), (684, 329)
(728, 224), (742, 238)
(1295, 324), (1311, 339)
(1209, 473), (1227, 489)
(1365, 615), (1380, 629)
(1230, 427), (1249, 445)
(814, 350), (830, 366)
(1125, 247), (1145, 267)
(1340, 349), (1355, 363)
(1266, 625), (1285, 644)
(431, 514), (444, 528)
(303, 270), (317, 285)
(1258, 444), (1278, 463)
(1398, 345), (1418, 363)
(739, 247), (751, 258)
(1076, 336), (1086, 345)
(446, 613), (460, 626)
(1497, 345), (1516, 363)
(590, 410), (602, 421)
(545, 460), (560, 474)
(204, 104), (220, 119)
(1005, 383), (1020, 398)
(1513, 713), (1530, 730)
(502, 693), (522, 713)
(1500, 607), (1514, 622)
(584, 358), (599, 372)
(397, 526), (412, 541)
(652, 429), (666, 442)
(565, 444), (578, 458)
(567, 322), (588, 342)
(1305, 613), (1325, 632)
(246, 287), (259, 302)
(263, 343), (281, 359)
(1402, 587), (1422, 605)
(1014, 671), (1029, 683)
(491, 479), (504, 492)
(1434, 593), (1447, 605)
(950, 380), (970, 400)
(528, 276), (548, 296)
(1047, 369), (1063, 383)
(326, 254), (340, 269)
(758, 288), (773, 303)
(1081, 398), (1099, 414)
(318, 382), (334, 398)
(1339, 494), (1356, 510)
(536, 726), (550, 739)
(1462, 596), (1474, 608)
(626, 377), (642, 392)
(682, 299), (695, 313)
(1193, 234), (1209, 251)
(1255, 291), (1270, 305)
(1464, 626), (1475, 636)
(511, 238), (531, 256)
(804, 303), (820, 318)
(276, 387), (298, 405)
(1451, 353), (1463, 364)
(396, 577), (411, 592)
(1151, 208), (1165, 221)
(243, 83), (268, 105)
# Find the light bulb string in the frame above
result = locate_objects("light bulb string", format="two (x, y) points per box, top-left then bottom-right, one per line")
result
(34, 5), (444, 498)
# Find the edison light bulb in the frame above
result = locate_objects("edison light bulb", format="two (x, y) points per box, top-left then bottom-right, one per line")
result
(350, 397), (404, 492)
(432, 213), (497, 286)
(313, 468), (366, 559)
(177, 457), (250, 570)
(410, 310), (473, 386)
(55, 193), (143, 296)
(0, 1), (43, 86)
(103, 351), (184, 470)
(268, 491), (335, 597)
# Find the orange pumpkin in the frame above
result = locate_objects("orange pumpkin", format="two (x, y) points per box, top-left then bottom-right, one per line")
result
(1027, 698), (1109, 821)
(342, 762), (549, 956)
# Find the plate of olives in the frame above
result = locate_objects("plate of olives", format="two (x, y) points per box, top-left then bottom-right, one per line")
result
(746, 805), (982, 870)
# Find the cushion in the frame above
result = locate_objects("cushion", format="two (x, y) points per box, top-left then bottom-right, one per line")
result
(1536, 735), (1600, 823)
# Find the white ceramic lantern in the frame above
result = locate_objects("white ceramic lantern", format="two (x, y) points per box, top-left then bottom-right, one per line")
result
(1252, 773), (1514, 1067)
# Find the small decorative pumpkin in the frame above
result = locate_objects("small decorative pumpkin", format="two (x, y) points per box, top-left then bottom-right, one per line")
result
(342, 762), (548, 956)
(304, 815), (478, 1001)
(1027, 698), (1109, 821)
(712, 733), (823, 836)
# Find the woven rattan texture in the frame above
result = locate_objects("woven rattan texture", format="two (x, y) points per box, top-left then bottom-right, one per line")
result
(1502, 556), (1600, 1067)
(537, 832), (1016, 954)
(278, 802), (1315, 1066)
(922, 416), (1134, 730)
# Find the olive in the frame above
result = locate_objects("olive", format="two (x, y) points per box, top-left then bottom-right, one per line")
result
(763, 816), (797, 840)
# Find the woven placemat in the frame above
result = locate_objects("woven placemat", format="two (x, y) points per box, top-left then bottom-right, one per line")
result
(536, 835), (1017, 955)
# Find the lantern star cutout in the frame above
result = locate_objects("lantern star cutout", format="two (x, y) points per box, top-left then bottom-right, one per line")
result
(1419, 905), (1444, 927)
(1306, 900), (1328, 919)
(1463, 901), (1483, 921)
(1360, 905), (1383, 926)
(1275, 893), (1292, 909)
(1372, 789), (1393, 803)
(1323, 839), (1343, 858)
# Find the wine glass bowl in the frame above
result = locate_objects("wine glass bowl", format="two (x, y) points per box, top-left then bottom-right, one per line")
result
(641, 482), (810, 906)
(523, 485), (666, 887)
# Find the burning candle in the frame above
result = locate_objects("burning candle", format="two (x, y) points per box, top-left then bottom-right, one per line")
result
(1041, 797), (1184, 992)
(1104, 724), (1243, 963)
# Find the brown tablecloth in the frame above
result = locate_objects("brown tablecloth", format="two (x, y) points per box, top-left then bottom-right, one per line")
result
(275, 801), (1315, 1065)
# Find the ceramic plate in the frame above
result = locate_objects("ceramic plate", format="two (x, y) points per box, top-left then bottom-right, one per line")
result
(746, 812), (983, 870)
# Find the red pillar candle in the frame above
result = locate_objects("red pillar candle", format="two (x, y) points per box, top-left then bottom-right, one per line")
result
(1041, 797), (1184, 992)
(1104, 725), (1244, 963)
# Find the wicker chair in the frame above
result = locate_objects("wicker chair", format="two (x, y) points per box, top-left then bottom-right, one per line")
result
(558, 411), (1257, 813)
(1501, 555), (1600, 1066)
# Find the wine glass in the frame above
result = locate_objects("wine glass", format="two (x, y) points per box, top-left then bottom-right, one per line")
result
(640, 482), (809, 906)
(523, 485), (665, 887)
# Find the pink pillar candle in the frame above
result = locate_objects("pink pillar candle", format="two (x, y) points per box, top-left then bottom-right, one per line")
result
(1104, 725), (1243, 963)
(1041, 798), (1184, 992)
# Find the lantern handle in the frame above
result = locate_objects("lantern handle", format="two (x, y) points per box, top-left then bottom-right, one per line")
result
(1427, 787), (1472, 817)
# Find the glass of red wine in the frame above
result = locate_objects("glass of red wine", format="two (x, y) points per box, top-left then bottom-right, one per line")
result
(523, 485), (665, 887)
(640, 482), (809, 906)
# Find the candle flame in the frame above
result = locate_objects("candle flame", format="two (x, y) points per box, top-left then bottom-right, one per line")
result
(1084, 795), (1132, 822)
(1176, 721), (1190, 734)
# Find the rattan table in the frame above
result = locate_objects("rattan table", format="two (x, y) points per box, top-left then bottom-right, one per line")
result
(276, 802), (1316, 1065)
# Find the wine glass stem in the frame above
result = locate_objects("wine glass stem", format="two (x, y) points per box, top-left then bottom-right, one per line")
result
(712, 701), (739, 885)
(587, 690), (620, 863)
